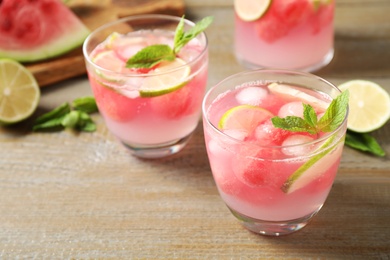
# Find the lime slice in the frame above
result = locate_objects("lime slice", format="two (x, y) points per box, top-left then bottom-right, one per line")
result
(139, 58), (191, 97)
(281, 135), (343, 194)
(219, 105), (273, 137)
(234, 0), (271, 22)
(268, 83), (329, 112)
(0, 59), (40, 124)
(93, 50), (124, 72)
(338, 80), (390, 133)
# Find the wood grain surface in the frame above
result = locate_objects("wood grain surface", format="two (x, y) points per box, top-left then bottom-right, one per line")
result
(1, 0), (390, 259)
(25, 0), (185, 87)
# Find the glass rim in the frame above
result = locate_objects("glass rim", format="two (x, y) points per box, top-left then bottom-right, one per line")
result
(82, 14), (209, 78)
(202, 69), (349, 150)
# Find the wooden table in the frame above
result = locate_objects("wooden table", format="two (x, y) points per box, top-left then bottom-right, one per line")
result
(1, 0), (390, 258)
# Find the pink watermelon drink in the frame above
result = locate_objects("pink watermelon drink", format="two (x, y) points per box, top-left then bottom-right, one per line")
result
(234, 0), (335, 71)
(83, 15), (210, 158)
(202, 70), (348, 236)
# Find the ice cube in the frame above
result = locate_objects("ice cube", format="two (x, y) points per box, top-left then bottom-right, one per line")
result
(282, 134), (315, 156)
(235, 87), (268, 106)
(278, 101), (304, 118)
(254, 119), (290, 145)
(223, 129), (248, 141)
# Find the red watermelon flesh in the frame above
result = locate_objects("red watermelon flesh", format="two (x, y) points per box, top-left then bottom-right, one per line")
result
(0, 0), (90, 62)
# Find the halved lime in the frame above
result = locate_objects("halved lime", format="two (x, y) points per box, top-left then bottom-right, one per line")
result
(234, 0), (272, 22)
(0, 59), (40, 124)
(219, 105), (273, 138)
(139, 58), (191, 97)
(338, 80), (390, 133)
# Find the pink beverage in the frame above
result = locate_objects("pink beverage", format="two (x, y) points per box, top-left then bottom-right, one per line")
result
(83, 15), (208, 158)
(234, 0), (334, 71)
(202, 70), (347, 236)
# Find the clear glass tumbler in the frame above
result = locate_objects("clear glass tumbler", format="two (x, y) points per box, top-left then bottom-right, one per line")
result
(234, 0), (335, 71)
(202, 69), (347, 236)
(83, 15), (209, 158)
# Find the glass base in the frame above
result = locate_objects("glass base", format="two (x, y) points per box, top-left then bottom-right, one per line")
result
(236, 48), (334, 73)
(229, 207), (321, 236)
(121, 133), (193, 159)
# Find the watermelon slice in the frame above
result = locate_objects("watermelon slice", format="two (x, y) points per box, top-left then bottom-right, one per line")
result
(0, 0), (90, 62)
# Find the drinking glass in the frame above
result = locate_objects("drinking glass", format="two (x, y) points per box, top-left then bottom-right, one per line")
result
(202, 69), (347, 236)
(234, 0), (335, 71)
(83, 15), (209, 158)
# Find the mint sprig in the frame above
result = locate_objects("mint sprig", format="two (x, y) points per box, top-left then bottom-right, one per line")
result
(33, 96), (98, 132)
(345, 130), (386, 157)
(126, 16), (213, 69)
(271, 90), (349, 135)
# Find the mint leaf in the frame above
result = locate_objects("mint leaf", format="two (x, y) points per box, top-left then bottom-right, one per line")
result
(272, 90), (349, 135)
(33, 97), (98, 132)
(271, 116), (317, 134)
(32, 116), (66, 131)
(317, 90), (349, 132)
(72, 96), (98, 114)
(126, 44), (175, 69)
(126, 16), (213, 69)
(174, 16), (185, 52)
(303, 104), (318, 128)
(345, 130), (385, 157)
(34, 102), (71, 125)
(61, 110), (80, 128)
(173, 16), (214, 54)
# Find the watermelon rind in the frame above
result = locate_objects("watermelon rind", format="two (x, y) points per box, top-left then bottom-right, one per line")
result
(0, 0), (90, 63)
(0, 26), (90, 63)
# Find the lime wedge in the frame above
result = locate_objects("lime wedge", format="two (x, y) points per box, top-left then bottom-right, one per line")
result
(0, 59), (40, 124)
(234, 0), (271, 22)
(281, 135), (343, 194)
(219, 105), (273, 138)
(338, 80), (390, 133)
(139, 58), (191, 97)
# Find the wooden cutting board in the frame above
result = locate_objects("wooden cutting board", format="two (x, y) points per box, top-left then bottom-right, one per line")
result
(26, 0), (185, 87)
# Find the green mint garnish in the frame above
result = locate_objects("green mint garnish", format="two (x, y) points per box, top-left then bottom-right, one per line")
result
(126, 16), (213, 69)
(272, 90), (349, 135)
(33, 96), (98, 132)
(345, 130), (386, 157)
(126, 44), (175, 69)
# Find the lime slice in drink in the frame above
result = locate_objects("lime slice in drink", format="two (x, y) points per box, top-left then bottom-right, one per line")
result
(93, 50), (124, 73)
(139, 58), (191, 98)
(338, 80), (390, 133)
(92, 50), (129, 84)
(234, 0), (271, 22)
(268, 83), (329, 112)
(0, 59), (40, 124)
(219, 105), (273, 138)
(281, 135), (343, 194)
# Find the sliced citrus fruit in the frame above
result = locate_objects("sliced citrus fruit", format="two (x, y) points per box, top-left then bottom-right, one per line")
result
(268, 83), (329, 112)
(93, 50), (124, 72)
(338, 80), (390, 133)
(219, 105), (273, 139)
(281, 135), (343, 194)
(0, 59), (40, 124)
(234, 0), (272, 22)
(139, 58), (191, 97)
